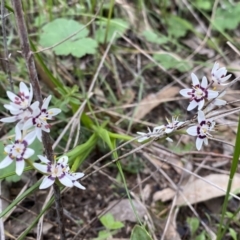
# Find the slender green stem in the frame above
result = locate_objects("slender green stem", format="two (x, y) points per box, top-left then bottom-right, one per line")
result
(217, 114), (240, 239)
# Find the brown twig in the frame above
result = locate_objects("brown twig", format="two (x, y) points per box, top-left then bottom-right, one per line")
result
(11, 1), (65, 239)
(1, 0), (13, 91)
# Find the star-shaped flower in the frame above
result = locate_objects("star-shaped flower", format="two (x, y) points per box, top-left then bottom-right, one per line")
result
(180, 73), (219, 111)
(137, 116), (184, 142)
(0, 126), (36, 175)
(211, 62), (232, 85)
(1, 101), (39, 130)
(4, 82), (33, 114)
(33, 155), (85, 189)
(186, 111), (215, 150)
(23, 95), (61, 141)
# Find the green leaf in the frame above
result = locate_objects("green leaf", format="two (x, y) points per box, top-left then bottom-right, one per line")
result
(153, 53), (192, 72)
(142, 30), (169, 45)
(187, 217), (199, 236)
(213, 3), (240, 31)
(100, 213), (124, 230)
(130, 225), (153, 240)
(166, 15), (193, 38)
(229, 228), (238, 240)
(95, 18), (129, 43)
(196, 231), (206, 240)
(194, 0), (212, 10)
(39, 18), (98, 57)
(96, 230), (112, 240)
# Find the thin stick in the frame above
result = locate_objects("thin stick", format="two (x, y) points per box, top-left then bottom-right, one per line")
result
(1, 0), (13, 91)
(11, 1), (65, 239)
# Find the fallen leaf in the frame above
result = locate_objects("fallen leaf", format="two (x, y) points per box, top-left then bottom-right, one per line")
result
(153, 174), (240, 206)
(153, 188), (175, 202)
(133, 85), (180, 120)
(105, 199), (146, 222)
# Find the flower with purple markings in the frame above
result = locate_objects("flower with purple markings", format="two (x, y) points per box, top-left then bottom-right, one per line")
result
(206, 92), (227, 112)
(23, 95), (61, 141)
(0, 126), (36, 175)
(180, 73), (219, 111)
(137, 116), (184, 142)
(186, 111), (215, 150)
(211, 62), (232, 85)
(33, 155), (85, 189)
(1, 101), (39, 130)
(4, 82), (33, 113)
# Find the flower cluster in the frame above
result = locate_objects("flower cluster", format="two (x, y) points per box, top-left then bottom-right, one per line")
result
(34, 155), (85, 189)
(137, 62), (231, 151)
(0, 82), (85, 190)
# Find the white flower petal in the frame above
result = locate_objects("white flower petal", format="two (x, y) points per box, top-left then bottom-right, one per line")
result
(191, 73), (199, 85)
(58, 156), (69, 165)
(36, 128), (42, 142)
(187, 100), (198, 111)
(179, 89), (192, 98)
(23, 148), (35, 159)
(186, 126), (198, 136)
(39, 176), (54, 189)
(4, 144), (13, 153)
(0, 116), (17, 123)
(0, 156), (13, 169)
(165, 128), (173, 134)
(37, 155), (50, 164)
(59, 175), (74, 187)
(204, 138), (208, 146)
(72, 172), (84, 180)
(29, 84), (33, 103)
(42, 95), (52, 110)
(207, 90), (218, 99)
(15, 126), (22, 140)
(198, 99), (205, 110)
(214, 99), (226, 106)
(16, 160), (25, 176)
(201, 76), (208, 88)
(19, 82), (29, 96)
(6, 91), (19, 103)
(166, 137), (173, 142)
(196, 138), (204, 151)
(73, 181), (85, 189)
(22, 118), (33, 130)
(47, 108), (61, 118)
(24, 130), (36, 145)
(33, 163), (48, 173)
(198, 111), (205, 123)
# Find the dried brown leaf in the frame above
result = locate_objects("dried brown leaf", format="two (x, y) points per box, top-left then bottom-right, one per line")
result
(133, 86), (180, 120)
(153, 174), (240, 206)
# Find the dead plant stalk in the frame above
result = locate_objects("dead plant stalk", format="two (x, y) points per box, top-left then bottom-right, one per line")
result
(11, 1), (65, 239)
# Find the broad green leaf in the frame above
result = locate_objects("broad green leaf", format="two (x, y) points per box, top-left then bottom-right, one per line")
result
(213, 3), (240, 31)
(142, 30), (169, 45)
(95, 18), (129, 43)
(187, 217), (199, 236)
(100, 213), (124, 230)
(166, 15), (193, 38)
(194, 0), (212, 10)
(153, 53), (192, 72)
(196, 231), (206, 240)
(130, 225), (153, 240)
(39, 18), (98, 57)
